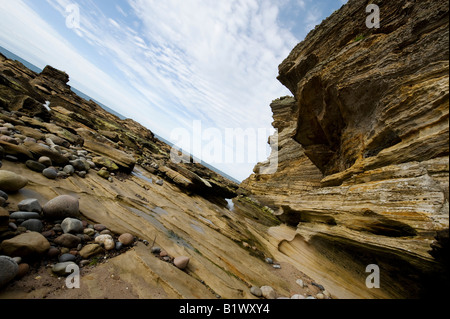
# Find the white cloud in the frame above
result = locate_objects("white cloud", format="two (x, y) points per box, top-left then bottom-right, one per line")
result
(0, 0), (301, 181)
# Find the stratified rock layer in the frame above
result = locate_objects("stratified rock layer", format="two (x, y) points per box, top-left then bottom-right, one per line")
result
(242, 0), (449, 298)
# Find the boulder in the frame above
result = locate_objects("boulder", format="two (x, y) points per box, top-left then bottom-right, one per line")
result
(42, 167), (58, 179)
(45, 134), (70, 148)
(0, 170), (28, 192)
(92, 156), (119, 171)
(97, 168), (110, 179)
(69, 159), (89, 172)
(42, 195), (80, 219)
(40, 65), (69, 84)
(43, 123), (83, 146)
(24, 141), (69, 165)
(94, 234), (115, 250)
(38, 156), (52, 167)
(173, 256), (190, 270)
(63, 164), (75, 175)
(53, 233), (81, 248)
(0, 135), (18, 145)
(0, 190), (8, 200)
(250, 286), (262, 297)
(61, 218), (83, 234)
(118, 233), (134, 246)
(79, 244), (104, 259)
(83, 228), (95, 236)
(16, 263), (30, 279)
(18, 198), (42, 213)
(0, 256), (18, 287)
(10, 211), (41, 220)
(58, 253), (76, 262)
(0, 232), (50, 258)
(8, 95), (51, 121)
(15, 126), (45, 141)
(20, 219), (44, 232)
(0, 140), (33, 161)
(76, 128), (135, 172)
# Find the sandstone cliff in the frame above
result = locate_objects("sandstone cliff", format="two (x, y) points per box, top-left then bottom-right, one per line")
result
(242, 0), (449, 298)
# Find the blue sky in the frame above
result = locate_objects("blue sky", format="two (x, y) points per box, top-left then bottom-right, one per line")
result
(0, 0), (346, 181)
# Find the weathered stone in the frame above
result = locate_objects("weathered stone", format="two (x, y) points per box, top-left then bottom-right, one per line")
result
(18, 199), (42, 213)
(76, 128), (136, 172)
(42, 195), (80, 219)
(0, 190), (8, 200)
(46, 134), (70, 148)
(69, 159), (88, 172)
(38, 156), (52, 167)
(97, 168), (110, 179)
(92, 156), (119, 172)
(15, 126), (45, 141)
(0, 232), (50, 258)
(94, 234), (115, 250)
(79, 244), (104, 259)
(8, 95), (50, 121)
(0, 256), (18, 287)
(93, 224), (106, 231)
(260, 286), (276, 299)
(47, 246), (60, 259)
(54, 233), (81, 248)
(16, 263), (30, 279)
(24, 141), (69, 166)
(118, 233), (134, 246)
(0, 135), (18, 145)
(25, 160), (46, 173)
(58, 253), (76, 262)
(61, 218), (83, 234)
(63, 165), (75, 175)
(76, 171), (86, 178)
(250, 286), (262, 297)
(83, 228), (95, 236)
(20, 219), (43, 232)
(173, 256), (190, 270)
(0, 170), (28, 192)
(42, 167), (58, 179)
(52, 261), (77, 277)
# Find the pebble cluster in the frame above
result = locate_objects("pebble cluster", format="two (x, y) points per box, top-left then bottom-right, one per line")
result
(250, 280), (331, 300)
(0, 192), (139, 288)
(1, 191), (192, 290)
(0, 119), (118, 182)
(245, 251), (332, 300)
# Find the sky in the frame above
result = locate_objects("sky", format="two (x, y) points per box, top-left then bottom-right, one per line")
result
(0, 0), (347, 181)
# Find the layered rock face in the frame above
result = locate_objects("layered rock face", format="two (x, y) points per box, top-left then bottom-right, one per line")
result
(0, 52), (237, 196)
(242, 0), (449, 298)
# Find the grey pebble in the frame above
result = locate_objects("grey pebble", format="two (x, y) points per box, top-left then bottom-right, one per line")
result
(58, 253), (76, 262)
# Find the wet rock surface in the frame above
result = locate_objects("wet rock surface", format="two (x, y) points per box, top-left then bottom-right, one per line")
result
(241, 0), (449, 299)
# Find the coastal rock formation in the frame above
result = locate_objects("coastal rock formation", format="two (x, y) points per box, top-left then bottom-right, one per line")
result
(242, 0), (449, 298)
